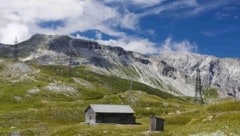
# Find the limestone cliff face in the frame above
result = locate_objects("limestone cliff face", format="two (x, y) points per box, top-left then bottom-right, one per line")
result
(155, 51), (240, 97)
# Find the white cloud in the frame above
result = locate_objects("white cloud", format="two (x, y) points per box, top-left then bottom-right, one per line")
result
(139, 0), (198, 17)
(95, 31), (102, 40)
(128, 0), (165, 8)
(84, 36), (198, 55)
(104, 0), (164, 7)
(159, 37), (198, 53)
(119, 10), (139, 30)
(0, 0), (224, 55)
(97, 37), (158, 54)
(146, 29), (155, 35)
(138, 0), (238, 18)
(0, 22), (31, 44)
(0, 0), (134, 44)
(0, 0), (84, 23)
(72, 32), (158, 55)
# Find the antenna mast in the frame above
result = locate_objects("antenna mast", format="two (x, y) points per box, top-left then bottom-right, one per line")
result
(69, 48), (73, 79)
(233, 90), (237, 101)
(128, 79), (133, 106)
(195, 68), (203, 104)
(14, 37), (18, 61)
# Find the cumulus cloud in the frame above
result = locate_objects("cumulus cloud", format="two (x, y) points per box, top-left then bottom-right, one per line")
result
(0, 0), (136, 44)
(0, 0), (218, 54)
(159, 37), (198, 53)
(85, 36), (198, 55)
(0, 22), (31, 44)
(119, 9), (139, 30)
(95, 31), (103, 40)
(97, 37), (158, 54)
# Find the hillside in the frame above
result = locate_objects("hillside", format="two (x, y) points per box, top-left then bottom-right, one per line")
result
(155, 51), (240, 98)
(0, 34), (239, 98)
(0, 61), (239, 135)
(0, 34), (240, 135)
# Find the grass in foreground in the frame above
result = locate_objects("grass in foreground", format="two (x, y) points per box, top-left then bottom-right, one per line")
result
(0, 64), (239, 135)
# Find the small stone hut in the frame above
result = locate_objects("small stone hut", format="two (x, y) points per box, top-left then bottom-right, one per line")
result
(85, 104), (135, 124)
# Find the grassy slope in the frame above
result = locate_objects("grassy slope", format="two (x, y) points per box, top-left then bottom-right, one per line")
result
(0, 63), (239, 135)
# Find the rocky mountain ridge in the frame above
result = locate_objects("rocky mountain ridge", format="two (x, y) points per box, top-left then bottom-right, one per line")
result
(0, 34), (239, 98)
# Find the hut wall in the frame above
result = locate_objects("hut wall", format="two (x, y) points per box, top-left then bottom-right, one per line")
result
(150, 116), (164, 131)
(85, 108), (96, 124)
(96, 113), (135, 124)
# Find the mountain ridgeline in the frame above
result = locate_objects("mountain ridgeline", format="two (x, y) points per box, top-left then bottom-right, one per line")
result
(0, 34), (239, 98)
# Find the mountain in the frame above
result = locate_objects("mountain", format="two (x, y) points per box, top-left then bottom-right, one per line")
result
(0, 34), (239, 98)
(155, 51), (240, 98)
(1, 34), (240, 135)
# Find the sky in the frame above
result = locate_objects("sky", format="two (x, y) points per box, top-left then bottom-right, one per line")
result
(0, 0), (239, 58)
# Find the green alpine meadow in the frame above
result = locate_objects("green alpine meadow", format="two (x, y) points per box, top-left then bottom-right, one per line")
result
(0, 59), (239, 135)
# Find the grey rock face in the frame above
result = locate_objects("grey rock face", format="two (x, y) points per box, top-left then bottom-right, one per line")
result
(155, 51), (240, 97)
(1, 34), (239, 98)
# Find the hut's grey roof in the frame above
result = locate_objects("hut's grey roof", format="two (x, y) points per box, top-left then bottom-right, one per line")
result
(88, 104), (134, 113)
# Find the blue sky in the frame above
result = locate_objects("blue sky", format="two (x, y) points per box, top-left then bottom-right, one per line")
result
(137, 2), (240, 57)
(0, 0), (239, 58)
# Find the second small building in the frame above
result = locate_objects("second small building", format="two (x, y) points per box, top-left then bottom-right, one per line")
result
(85, 104), (135, 124)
